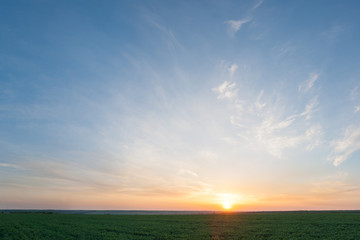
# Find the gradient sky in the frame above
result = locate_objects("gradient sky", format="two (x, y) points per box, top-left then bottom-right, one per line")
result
(1, 0), (360, 211)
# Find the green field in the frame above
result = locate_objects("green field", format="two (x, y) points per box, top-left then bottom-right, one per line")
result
(0, 212), (360, 239)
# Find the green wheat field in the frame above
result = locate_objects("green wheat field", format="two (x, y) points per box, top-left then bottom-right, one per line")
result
(1, 211), (360, 239)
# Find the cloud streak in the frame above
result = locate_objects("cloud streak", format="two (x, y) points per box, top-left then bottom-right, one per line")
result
(212, 81), (237, 100)
(228, 64), (238, 76)
(301, 96), (319, 120)
(350, 86), (359, 100)
(252, 0), (264, 11)
(329, 126), (360, 166)
(213, 78), (323, 158)
(299, 72), (320, 93)
(225, 0), (262, 37)
(355, 106), (360, 113)
(226, 18), (252, 36)
(0, 163), (19, 169)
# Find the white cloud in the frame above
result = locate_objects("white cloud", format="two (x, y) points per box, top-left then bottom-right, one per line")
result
(305, 125), (323, 151)
(225, 0), (262, 37)
(255, 121), (322, 158)
(299, 72), (319, 93)
(253, 113), (318, 158)
(301, 96), (318, 120)
(257, 115), (296, 136)
(0, 163), (19, 168)
(255, 115), (301, 158)
(228, 64), (238, 76)
(273, 42), (295, 58)
(252, 0), (264, 10)
(329, 126), (360, 166)
(226, 18), (251, 36)
(355, 106), (360, 113)
(254, 90), (266, 111)
(178, 169), (199, 178)
(213, 81), (322, 158)
(350, 85), (359, 100)
(144, 10), (184, 51)
(212, 81), (237, 99)
(321, 24), (346, 40)
(263, 136), (303, 158)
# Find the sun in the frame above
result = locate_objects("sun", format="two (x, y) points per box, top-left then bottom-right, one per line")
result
(216, 192), (242, 211)
(222, 201), (232, 210)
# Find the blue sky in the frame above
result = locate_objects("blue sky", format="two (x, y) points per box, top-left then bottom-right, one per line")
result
(1, 0), (360, 210)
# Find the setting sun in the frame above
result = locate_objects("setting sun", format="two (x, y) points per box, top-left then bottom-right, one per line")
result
(222, 202), (232, 210)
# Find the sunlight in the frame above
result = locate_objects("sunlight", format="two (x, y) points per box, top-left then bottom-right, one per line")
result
(216, 193), (240, 211)
(222, 201), (232, 210)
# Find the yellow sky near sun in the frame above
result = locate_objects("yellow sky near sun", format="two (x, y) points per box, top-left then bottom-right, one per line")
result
(2, 181), (360, 211)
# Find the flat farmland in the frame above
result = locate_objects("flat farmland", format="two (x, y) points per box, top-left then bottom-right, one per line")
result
(0, 211), (359, 239)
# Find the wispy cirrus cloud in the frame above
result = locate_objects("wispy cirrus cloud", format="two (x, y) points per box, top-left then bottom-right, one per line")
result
(272, 42), (296, 59)
(252, 0), (264, 11)
(254, 90), (266, 111)
(305, 125), (323, 151)
(321, 24), (347, 40)
(301, 96), (319, 120)
(213, 77), (322, 158)
(225, 0), (263, 37)
(226, 18), (252, 36)
(311, 171), (360, 198)
(355, 106), (360, 113)
(253, 113), (322, 158)
(329, 126), (360, 166)
(0, 163), (19, 169)
(212, 81), (237, 100)
(142, 8), (184, 53)
(228, 64), (238, 76)
(350, 85), (359, 100)
(299, 72), (320, 93)
(349, 85), (360, 113)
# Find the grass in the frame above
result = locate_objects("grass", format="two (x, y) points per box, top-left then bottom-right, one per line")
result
(0, 211), (360, 239)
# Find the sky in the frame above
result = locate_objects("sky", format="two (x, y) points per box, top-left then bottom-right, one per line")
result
(1, 0), (360, 211)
